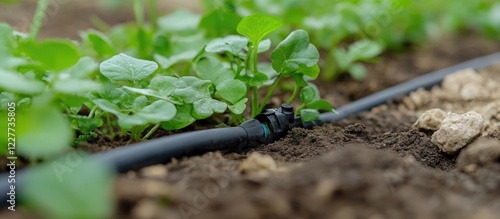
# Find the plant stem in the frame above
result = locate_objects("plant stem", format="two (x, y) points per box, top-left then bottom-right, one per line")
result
(249, 43), (263, 118)
(88, 106), (97, 118)
(148, 0), (158, 29)
(134, 0), (145, 27)
(29, 0), (49, 39)
(105, 114), (115, 139)
(286, 84), (298, 104)
(256, 74), (283, 116)
(252, 45), (259, 75)
(142, 123), (160, 140)
(251, 88), (258, 117)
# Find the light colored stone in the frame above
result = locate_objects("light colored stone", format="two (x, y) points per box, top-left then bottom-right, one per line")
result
(413, 108), (447, 131)
(139, 165), (167, 178)
(457, 138), (500, 173)
(441, 69), (491, 101)
(240, 152), (277, 175)
(431, 111), (484, 154)
(403, 88), (431, 110)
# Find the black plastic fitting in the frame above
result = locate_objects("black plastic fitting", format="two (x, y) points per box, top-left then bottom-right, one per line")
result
(255, 104), (303, 144)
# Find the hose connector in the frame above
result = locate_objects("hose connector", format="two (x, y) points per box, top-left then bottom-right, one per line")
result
(254, 104), (303, 144)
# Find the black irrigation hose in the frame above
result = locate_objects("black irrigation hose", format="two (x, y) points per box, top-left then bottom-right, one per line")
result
(2, 52), (500, 207)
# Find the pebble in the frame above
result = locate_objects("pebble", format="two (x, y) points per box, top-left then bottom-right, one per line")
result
(240, 152), (277, 175)
(431, 111), (484, 154)
(413, 108), (447, 131)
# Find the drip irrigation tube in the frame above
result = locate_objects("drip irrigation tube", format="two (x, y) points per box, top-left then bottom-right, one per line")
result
(1, 52), (500, 207)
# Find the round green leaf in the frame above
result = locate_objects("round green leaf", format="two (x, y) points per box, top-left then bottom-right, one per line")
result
(23, 40), (80, 71)
(193, 98), (227, 119)
(271, 30), (319, 74)
(23, 157), (114, 219)
(161, 104), (196, 130)
(300, 86), (316, 104)
(300, 109), (320, 123)
(173, 76), (213, 103)
(307, 99), (333, 111)
(216, 79), (247, 104)
(195, 56), (235, 86)
(205, 35), (248, 55)
(17, 106), (73, 159)
(136, 100), (177, 123)
(228, 98), (248, 114)
(348, 40), (384, 61)
(53, 79), (102, 94)
(86, 31), (116, 58)
(0, 69), (45, 94)
(100, 53), (158, 81)
(237, 14), (283, 46)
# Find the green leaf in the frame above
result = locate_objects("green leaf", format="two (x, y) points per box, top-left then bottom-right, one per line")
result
(123, 86), (178, 104)
(173, 77), (213, 103)
(271, 30), (319, 74)
(23, 157), (114, 219)
(300, 86), (316, 104)
(0, 69), (45, 94)
(154, 50), (198, 69)
(246, 72), (269, 87)
(0, 23), (14, 57)
(69, 57), (98, 78)
(349, 63), (366, 80)
(300, 109), (320, 123)
(194, 57), (235, 86)
(199, 10), (242, 37)
(348, 40), (383, 61)
(257, 39), (272, 53)
(17, 106), (73, 159)
(215, 79), (247, 104)
(23, 40), (80, 71)
(100, 53), (158, 81)
(308, 99), (333, 111)
(69, 115), (103, 134)
(158, 10), (201, 33)
(149, 75), (178, 93)
(97, 87), (128, 105)
(53, 79), (102, 94)
(93, 99), (121, 115)
(117, 114), (145, 130)
(161, 104), (196, 130)
(86, 30), (116, 58)
(205, 35), (248, 55)
(135, 100), (177, 123)
(193, 98), (227, 119)
(228, 97), (248, 114)
(299, 64), (320, 79)
(334, 49), (351, 70)
(237, 14), (283, 46)
(133, 96), (148, 109)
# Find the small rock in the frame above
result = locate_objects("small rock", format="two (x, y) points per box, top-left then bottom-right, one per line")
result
(403, 88), (431, 110)
(413, 108), (446, 131)
(457, 138), (500, 173)
(139, 165), (167, 178)
(131, 199), (163, 219)
(441, 69), (491, 101)
(431, 111), (484, 154)
(240, 152), (277, 176)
